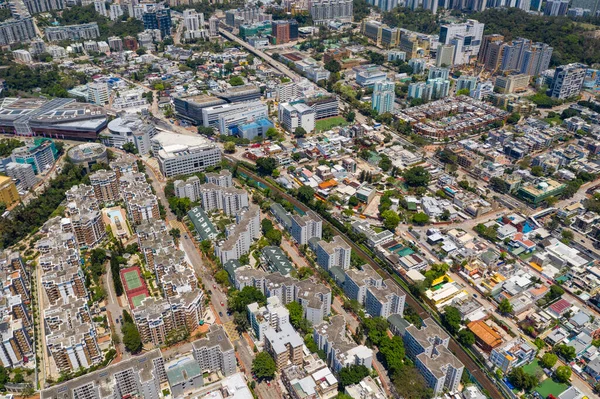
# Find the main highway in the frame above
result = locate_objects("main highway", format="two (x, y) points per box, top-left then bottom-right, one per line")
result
(235, 164), (507, 399)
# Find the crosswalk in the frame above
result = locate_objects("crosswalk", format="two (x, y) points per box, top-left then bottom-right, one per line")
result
(223, 321), (240, 341)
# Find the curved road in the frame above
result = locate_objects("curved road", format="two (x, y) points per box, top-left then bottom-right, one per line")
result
(235, 164), (507, 399)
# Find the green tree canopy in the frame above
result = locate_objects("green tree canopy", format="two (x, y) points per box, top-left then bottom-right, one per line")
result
(498, 298), (513, 315)
(381, 209), (400, 231)
(297, 185), (315, 204)
(403, 166), (430, 187)
(252, 352), (276, 380)
(229, 286), (267, 313)
(338, 365), (370, 388)
(540, 353), (558, 369)
(555, 365), (571, 383)
(121, 322), (142, 354)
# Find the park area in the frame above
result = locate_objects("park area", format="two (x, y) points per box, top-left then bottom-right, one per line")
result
(120, 266), (149, 309)
(315, 116), (347, 132)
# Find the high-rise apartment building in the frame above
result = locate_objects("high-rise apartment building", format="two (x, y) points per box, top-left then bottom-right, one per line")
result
(0, 17), (36, 46)
(309, 0), (353, 25)
(23, 0), (64, 14)
(6, 162), (36, 190)
(371, 80), (395, 114)
(143, 6), (171, 38)
(550, 64), (587, 99)
(402, 318), (464, 396)
(439, 20), (484, 65)
(366, 0), (398, 11)
(89, 169), (119, 203)
(0, 176), (19, 207)
(316, 236), (351, 271)
(290, 211), (322, 245)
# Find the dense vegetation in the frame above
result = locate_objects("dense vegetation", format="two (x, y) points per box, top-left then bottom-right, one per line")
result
(0, 162), (87, 249)
(353, 0), (372, 22)
(0, 9), (11, 23)
(56, 5), (143, 40)
(0, 64), (88, 98)
(382, 7), (439, 34)
(473, 8), (600, 65)
(0, 139), (24, 157)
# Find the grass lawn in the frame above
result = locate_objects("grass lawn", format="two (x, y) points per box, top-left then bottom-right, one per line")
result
(523, 359), (543, 376)
(544, 116), (563, 126)
(371, 226), (385, 233)
(535, 378), (569, 398)
(315, 116), (347, 132)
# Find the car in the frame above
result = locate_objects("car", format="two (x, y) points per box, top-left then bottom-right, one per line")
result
(221, 302), (224, 306)
(100, 306), (106, 311)
(581, 239), (585, 243)
(219, 312), (223, 317)
(213, 284), (217, 289)
(116, 319), (119, 324)
(184, 235), (188, 239)
(473, 294), (478, 298)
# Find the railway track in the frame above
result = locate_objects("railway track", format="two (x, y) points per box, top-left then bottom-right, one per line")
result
(236, 164), (507, 399)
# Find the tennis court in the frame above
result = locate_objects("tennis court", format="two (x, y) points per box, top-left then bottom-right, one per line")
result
(132, 293), (148, 308)
(124, 270), (142, 290)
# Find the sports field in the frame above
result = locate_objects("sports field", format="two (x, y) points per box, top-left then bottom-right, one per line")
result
(315, 116), (347, 132)
(535, 378), (568, 398)
(120, 266), (149, 309)
(132, 293), (148, 308)
(124, 270), (143, 290)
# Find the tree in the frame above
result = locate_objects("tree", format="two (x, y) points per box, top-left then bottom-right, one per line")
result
(348, 196), (359, 207)
(233, 311), (250, 333)
(540, 353), (558, 369)
(122, 142), (138, 154)
(324, 60), (341, 73)
(198, 126), (215, 136)
(507, 112), (521, 124)
(381, 209), (400, 231)
(261, 219), (274, 234)
(297, 185), (315, 204)
(441, 306), (461, 335)
(403, 166), (430, 187)
(498, 298), (513, 315)
(378, 154), (392, 171)
(294, 127), (307, 138)
(554, 344), (576, 361)
(507, 367), (539, 391)
(345, 110), (355, 122)
(252, 352), (276, 380)
(555, 366), (571, 383)
(545, 284), (565, 301)
(456, 88), (471, 96)
(169, 227), (181, 241)
(229, 286), (266, 313)
(338, 365), (370, 388)
(224, 141), (236, 153)
(379, 336), (405, 374)
(256, 157), (278, 176)
(266, 229), (282, 245)
(121, 322), (142, 354)
(392, 365), (433, 399)
(229, 76), (244, 86)
(458, 329), (475, 346)
(561, 229), (574, 243)
(412, 212), (430, 226)
(490, 177), (510, 194)
(531, 166), (544, 177)
(214, 270), (230, 286)
(266, 127), (279, 140)
(136, 48), (146, 55)
(286, 301), (305, 330)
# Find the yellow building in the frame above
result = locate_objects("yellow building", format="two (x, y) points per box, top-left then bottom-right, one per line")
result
(0, 176), (19, 207)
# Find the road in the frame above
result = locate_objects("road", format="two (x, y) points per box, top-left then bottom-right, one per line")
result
(105, 261), (127, 360)
(236, 165), (507, 399)
(143, 153), (269, 396)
